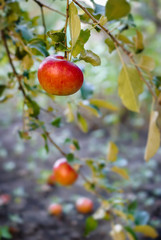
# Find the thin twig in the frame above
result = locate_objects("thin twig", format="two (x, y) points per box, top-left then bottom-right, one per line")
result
(46, 131), (67, 157)
(33, 0), (66, 17)
(72, 0), (157, 101)
(64, 0), (69, 59)
(1, 30), (27, 99)
(40, 5), (46, 40)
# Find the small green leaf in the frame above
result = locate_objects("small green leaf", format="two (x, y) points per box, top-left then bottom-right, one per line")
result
(51, 117), (62, 128)
(118, 66), (143, 112)
(16, 25), (33, 41)
(84, 216), (98, 236)
(69, 2), (81, 49)
(105, 0), (131, 21)
(153, 76), (161, 89)
(0, 85), (6, 96)
(18, 131), (31, 140)
(41, 133), (49, 153)
(0, 226), (12, 239)
(105, 38), (116, 53)
(72, 29), (90, 57)
(72, 139), (80, 150)
(26, 99), (40, 118)
(80, 50), (101, 66)
(66, 153), (75, 162)
(99, 15), (107, 26)
(77, 113), (88, 133)
(47, 31), (65, 43)
(125, 226), (138, 240)
(28, 38), (49, 57)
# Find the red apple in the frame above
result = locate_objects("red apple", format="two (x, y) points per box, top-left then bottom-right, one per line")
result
(75, 197), (93, 214)
(38, 55), (84, 95)
(0, 194), (11, 206)
(47, 173), (56, 186)
(48, 203), (62, 216)
(53, 158), (78, 186)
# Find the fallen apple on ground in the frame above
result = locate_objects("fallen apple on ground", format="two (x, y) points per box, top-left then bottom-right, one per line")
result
(53, 158), (78, 186)
(38, 55), (84, 96)
(75, 197), (93, 214)
(48, 203), (62, 216)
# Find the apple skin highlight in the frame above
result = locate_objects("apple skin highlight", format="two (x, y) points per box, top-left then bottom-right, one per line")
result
(38, 56), (84, 96)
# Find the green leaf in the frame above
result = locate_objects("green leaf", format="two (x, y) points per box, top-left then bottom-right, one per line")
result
(125, 226), (138, 240)
(99, 15), (107, 26)
(18, 131), (31, 140)
(77, 112), (88, 133)
(0, 226), (12, 239)
(69, 2), (81, 49)
(51, 117), (62, 128)
(72, 29), (90, 57)
(118, 66), (143, 112)
(80, 50), (101, 66)
(81, 82), (94, 100)
(105, 38), (116, 53)
(47, 31), (65, 43)
(153, 76), (161, 89)
(26, 99), (40, 118)
(0, 85), (6, 96)
(72, 139), (80, 150)
(41, 133), (49, 153)
(84, 216), (98, 236)
(144, 111), (160, 161)
(65, 103), (75, 123)
(66, 153), (75, 162)
(28, 38), (49, 57)
(105, 0), (131, 21)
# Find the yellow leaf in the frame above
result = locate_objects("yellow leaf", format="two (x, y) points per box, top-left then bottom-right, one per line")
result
(22, 54), (33, 70)
(79, 101), (100, 117)
(65, 103), (74, 122)
(117, 34), (133, 45)
(111, 166), (129, 180)
(89, 99), (118, 111)
(127, 232), (135, 240)
(69, 2), (81, 49)
(77, 113), (88, 133)
(107, 141), (119, 162)
(113, 209), (127, 220)
(110, 224), (126, 240)
(144, 111), (160, 161)
(134, 225), (158, 238)
(99, 15), (108, 26)
(139, 55), (155, 72)
(133, 30), (144, 53)
(118, 66), (143, 112)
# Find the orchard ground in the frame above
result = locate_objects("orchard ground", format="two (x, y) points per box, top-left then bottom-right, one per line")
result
(0, 100), (161, 240)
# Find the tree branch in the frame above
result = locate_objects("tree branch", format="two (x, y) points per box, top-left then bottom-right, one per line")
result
(40, 5), (46, 41)
(33, 0), (66, 17)
(72, 0), (157, 101)
(1, 30), (27, 99)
